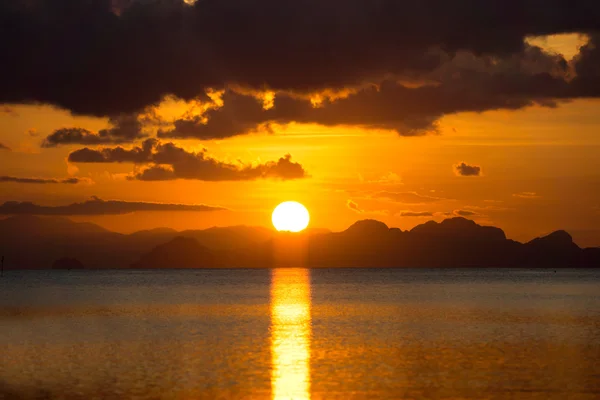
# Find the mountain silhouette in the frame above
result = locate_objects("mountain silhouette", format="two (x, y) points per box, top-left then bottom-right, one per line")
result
(0, 216), (276, 269)
(0, 215), (598, 269)
(131, 237), (216, 268)
(52, 257), (84, 270)
(133, 218), (600, 268)
(1, 214), (109, 236)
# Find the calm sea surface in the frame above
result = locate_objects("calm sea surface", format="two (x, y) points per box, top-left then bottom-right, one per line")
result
(1, 268), (600, 399)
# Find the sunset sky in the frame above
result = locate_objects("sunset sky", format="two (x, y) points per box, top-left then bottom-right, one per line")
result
(1, 1), (600, 245)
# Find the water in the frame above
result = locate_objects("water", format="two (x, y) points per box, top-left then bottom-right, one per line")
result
(1, 268), (600, 399)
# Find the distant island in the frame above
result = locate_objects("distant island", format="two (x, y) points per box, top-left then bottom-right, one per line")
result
(0, 215), (598, 269)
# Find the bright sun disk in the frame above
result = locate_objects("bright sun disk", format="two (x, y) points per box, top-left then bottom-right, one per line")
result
(272, 201), (310, 232)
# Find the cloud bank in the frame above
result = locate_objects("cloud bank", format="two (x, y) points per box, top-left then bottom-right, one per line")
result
(0, 176), (87, 184)
(42, 115), (146, 147)
(0, 197), (225, 215)
(1, 0), (599, 143)
(68, 139), (307, 181)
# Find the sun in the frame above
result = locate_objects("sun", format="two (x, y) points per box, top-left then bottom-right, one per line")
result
(272, 201), (310, 232)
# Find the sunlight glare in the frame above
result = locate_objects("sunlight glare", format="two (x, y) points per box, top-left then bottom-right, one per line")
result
(270, 268), (312, 400)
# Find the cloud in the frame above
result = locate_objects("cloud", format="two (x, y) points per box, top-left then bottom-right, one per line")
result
(399, 211), (434, 217)
(68, 138), (156, 164)
(464, 204), (512, 212)
(375, 172), (402, 184)
(68, 139), (307, 181)
(0, 197), (226, 215)
(157, 57), (573, 138)
(453, 210), (478, 217)
(1, 0), (600, 123)
(513, 191), (541, 199)
(454, 162), (482, 177)
(571, 33), (600, 95)
(42, 115), (146, 147)
(0, 176), (89, 184)
(347, 199), (363, 213)
(26, 128), (39, 137)
(0, 143), (10, 151)
(374, 191), (444, 204)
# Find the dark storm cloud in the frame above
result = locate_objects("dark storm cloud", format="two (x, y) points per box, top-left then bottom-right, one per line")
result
(0, 176), (85, 184)
(454, 162), (482, 177)
(0, 197), (225, 215)
(159, 44), (576, 138)
(68, 139), (307, 181)
(570, 34), (600, 96)
(42, 115), (146, 147)
(0, 143), (10, 151)
(2, 0), (600, 117)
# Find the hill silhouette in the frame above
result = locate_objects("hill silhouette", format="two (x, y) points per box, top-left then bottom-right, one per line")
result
(131, 237), (216, 268)
(0, 216), (277, 269)
(52, 257), (84, 270)
(0, 215), (598, 269)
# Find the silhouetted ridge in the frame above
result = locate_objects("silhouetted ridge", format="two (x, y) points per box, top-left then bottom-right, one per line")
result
(0, 215), (109, 236)
(411, 217), (506, 241)
(130, 227), (178, 236)
(131, 237), (215, 268)
(52, 257), (84, 270)
(1, 216), (598, 269)
(527, 230), (578, 250)
(524, 230), (581, 267)
(345, 219), (390, 236)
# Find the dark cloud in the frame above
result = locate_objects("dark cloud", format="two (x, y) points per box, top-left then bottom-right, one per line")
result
(1, 0), (600, 118)
(374, 191), (444, 204)
(42, 115), (146, 147)
(454, 162), (482, 176)
(68, 139), (306, 181)
(347, 200), (363, 213)
(132, 165), (177, 181)
(454, 210), (478, 217)
(571, 34), (600, 95)
(0, 197), (225, 215)
(69, 138), (157, 164)
(0, 176), (86, 184)
(463, 204), (511, 212)
(0, 143), (10, 151)
(159, 43), (577, 138)
(400, 211), (434, 217)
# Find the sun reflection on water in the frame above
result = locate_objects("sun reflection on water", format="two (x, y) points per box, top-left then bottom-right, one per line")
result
(270, 268), (312, 400)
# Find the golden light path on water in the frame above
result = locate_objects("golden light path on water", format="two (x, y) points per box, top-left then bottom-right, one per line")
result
(270, 268), (312, 400)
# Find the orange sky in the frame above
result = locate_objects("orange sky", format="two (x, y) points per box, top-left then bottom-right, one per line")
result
(1, 34), (599, 245)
